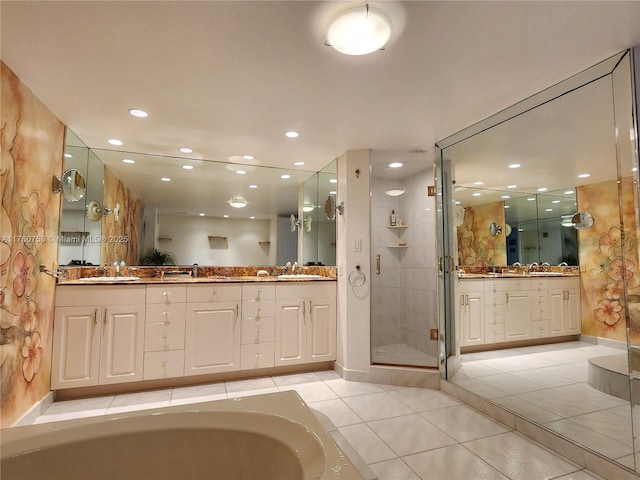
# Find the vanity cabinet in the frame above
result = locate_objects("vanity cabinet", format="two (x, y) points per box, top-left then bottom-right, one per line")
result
(52, 285), (146, 389)
(457, 280), (484, 346)
(274, 283), (336, 366)
(549, 278), (580, 336)
(240, 284), (276, 370)
(185, 284), (242, 375)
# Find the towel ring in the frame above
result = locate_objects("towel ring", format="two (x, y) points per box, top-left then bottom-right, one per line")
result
(348, 265), (366, 288)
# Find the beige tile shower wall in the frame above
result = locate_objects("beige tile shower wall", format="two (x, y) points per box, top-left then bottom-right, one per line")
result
(1, 62), (64, 427)
(100, 167), (144, 266)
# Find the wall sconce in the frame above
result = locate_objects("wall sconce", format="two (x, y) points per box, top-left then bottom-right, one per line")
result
(52, 169), (86, 202)
(571, 211), (594, 229)
(325, 195), (344, 221)
(86, 199), (120, 222)
(289, 214), (313, 233)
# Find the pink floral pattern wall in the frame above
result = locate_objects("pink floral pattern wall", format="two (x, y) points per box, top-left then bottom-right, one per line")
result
(578, 178), (639, 343)
(457, 202), (507, 266)
(1, 62), (64, 427)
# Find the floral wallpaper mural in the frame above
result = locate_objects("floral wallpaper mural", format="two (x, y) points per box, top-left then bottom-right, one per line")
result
(578, 178), (639, 343)
(457, 202), (507, 267)
(100, 168), (143, 266)
(1, 62), (64, 427)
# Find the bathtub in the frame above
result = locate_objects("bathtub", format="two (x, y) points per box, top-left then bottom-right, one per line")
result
(1, 390), (363, 480)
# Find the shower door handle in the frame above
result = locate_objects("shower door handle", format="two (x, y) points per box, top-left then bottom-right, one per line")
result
(376, 254), (381, 275)
(445, 255), (455, 274)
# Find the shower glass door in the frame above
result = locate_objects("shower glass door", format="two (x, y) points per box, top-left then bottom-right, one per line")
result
(369, 152), (438, 368)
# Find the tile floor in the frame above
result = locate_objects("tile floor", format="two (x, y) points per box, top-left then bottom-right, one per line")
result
(30, 368), (609, 479)
(452, 341), (637, 470)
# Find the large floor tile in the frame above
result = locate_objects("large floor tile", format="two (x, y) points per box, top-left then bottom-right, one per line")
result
(278, 381), (338, 402)
(338, 423), (397, 464)
(368, 458), (420, 480)
(368, 414), (456, 456)
(170, 382), (227, 406)
(324, 378), (385, 397)
(271, 371), (321, 386)
(308, 398), (363, 427)
(342, 392), (414, 422)
(404, 444), (508, 480)
(388, 386), (461, 412)
(471, 372), (543, 396)
(224, 376), (276, 392)
(421, 405), (510, 442)
(464, 431), (580, 479)
(491, 395), (563, 424)
(107, 389), (172, 414)
(35, 395), (115, 423)
(226, 386), (279, 398)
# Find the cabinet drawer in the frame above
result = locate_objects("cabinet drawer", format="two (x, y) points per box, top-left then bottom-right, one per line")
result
(484, 280), (504, 293)
(241, 317), (275, 344)
(240, 343), (275, 370)
(242, 284), (276, 301)
(503, 278), (531, 291)
(187, 284), (241, 302)
(531, 292), (549, 305)
(242, 299), (275, 319)
(56, 285), (146, 306)
(146, 284), (187, 304)
(531, 279), (549, 292)
(531, 319), (550, 338)
(143, 350), (185, 380)
(484, 324), (505, 344)
(484, 292), (504, 306)
(144, 322), (186, 352)
(276, 282), (336, 299)
(146, 303), (186, 324)
(484, 306), (504, 325)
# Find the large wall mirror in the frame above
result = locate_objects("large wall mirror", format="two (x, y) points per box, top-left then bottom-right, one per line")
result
(59, 136), (337, 267)
(302, 159), (337, 266)
(438, 49), (640, 472)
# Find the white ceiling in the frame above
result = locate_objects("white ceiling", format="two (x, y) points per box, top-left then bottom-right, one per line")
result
(2, 1), (640, 186)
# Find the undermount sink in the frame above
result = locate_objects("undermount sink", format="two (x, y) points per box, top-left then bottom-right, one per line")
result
(527, 272), (565, 276)
(277, 274), (323, 280)
(77, 276), (141, 283)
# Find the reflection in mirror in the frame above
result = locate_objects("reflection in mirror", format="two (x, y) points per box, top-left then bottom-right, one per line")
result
(59, 169), (86, 202)
(572, 211), (594, 229)
(489, 222), (502, 237)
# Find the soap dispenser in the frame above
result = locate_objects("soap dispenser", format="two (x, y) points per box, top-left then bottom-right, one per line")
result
(390, 210), (397, 226)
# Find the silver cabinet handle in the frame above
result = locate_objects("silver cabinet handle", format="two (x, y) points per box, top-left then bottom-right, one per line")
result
(460, 295), (465, 306)
(465, 294), (469, 306)
(376, 254), (381, 275)
(103, 308), (108, 326)
(235, 303), (239, 320)
(93, 308), (98, 326)
(505, 293), (509, 304)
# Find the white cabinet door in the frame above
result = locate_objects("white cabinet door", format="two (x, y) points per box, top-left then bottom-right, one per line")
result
(185, 301), (240, 375)
(274, 298), (306, 366)
(550, 287), (581, 336)
(460, 290), (484, 346)
(307, 297), (336, 362)
(52, 306), (101, 389)
(99, 304), (145, 385)
(504, 291), (532, 340)
(565, 289), (581, 334)
(549, 289), (564, 335)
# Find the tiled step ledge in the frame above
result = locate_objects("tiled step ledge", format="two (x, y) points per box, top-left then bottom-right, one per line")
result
(441, 380), (640, 480)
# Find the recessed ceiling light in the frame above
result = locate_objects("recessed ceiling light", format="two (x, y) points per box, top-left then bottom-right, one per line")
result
(241, 154), (254, 160)
(249, 216), (256, 220)
(577, 173), (591, 178)
(388, 162), (403, 168)
(329, 190), (337, 195)
(223, 215), (229, 218)
(527, 197), (536, 201)
(294, 161), (305, 166)
(473, 181), (484, 185)
(285, 131), (299, 138)
(552, 200), (560, 204)
(183, 165), (194, 170)
(281, 174), (291, 179)
(564, 190), (574, 195)
(128, 108), (148, 118)
(236, 170), (246, 175)
(329, 178), (337, 184)
(545, 208), (553, 212)
(179, 147), (193, 154)
(537, 187), (548, 192)
(108, 138), (123, 146)
(472, 192), (481, 197)
(199, 213), (205, 216)
(507, 184), (517, 189)
(501, 195), (510, 199)
(122, 158), (135, 164)
(249, 184), (258, 189)
(508, 163), (521, 169)
(161, 177), (171, 182)
(64, 153), (72, 158)
(504, 205), (510, 209)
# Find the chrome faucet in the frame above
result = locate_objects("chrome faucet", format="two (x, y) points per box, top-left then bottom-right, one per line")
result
(292, 261), (298, 274)
(114, 260), (125, 276)
(528, 262), (538, 273)
(192, 263), (199, 278)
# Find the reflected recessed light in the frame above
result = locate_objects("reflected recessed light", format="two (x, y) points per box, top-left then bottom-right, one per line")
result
(501, 195), (510, 199)
(250, 216), (256, 219)
(108, 138), (123, 146)
(472, 192), (481, 197)
(455, 201), (461, 205)
(122, 158), (135, 164)
(128, 108), (148, 118)
(302, 204), (315, 212)
(552, 200), (560, 204)
(285, 131), (299, 138)
(183, 165), (194, 170)
(161, 177), (171, 182)
(507, 184), (517, 189)
(564, 190), (574, 195)
(537, 187), (548, 192)
(223, 214), (229, 218)
(577, 173), (591, 178)
(249, 184), (258, 189)
(64, 153), (72, 158)
(504, 205), (510, 209)
(329, 190), (337, 195)
(545, 208), (553, 212)
(281, 174), (291, 179)
(388, 162), (403, 168)
(294, 161), (305, 166)
(508, 163), (521, 169)
(329, 178), (337, 183)
(228, 197), (248, 208)
(199, 213), (205, 216)
(179, 147), (193, 153)
(473, 181), (484, 185)
(385, 188), (406, 196)
(236, 170), (246, 175)
(527, 197), (536, 201)
(241, 154), (254, 161)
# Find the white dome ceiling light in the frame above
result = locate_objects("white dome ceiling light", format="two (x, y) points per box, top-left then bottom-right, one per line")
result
(326, 3), (392, 56)
(228, 197), (248, 208)
(384, 187), (406, 196)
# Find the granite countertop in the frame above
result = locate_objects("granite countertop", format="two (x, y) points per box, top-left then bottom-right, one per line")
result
(57, 275), (336, 286)
(458, 272), (579, 279)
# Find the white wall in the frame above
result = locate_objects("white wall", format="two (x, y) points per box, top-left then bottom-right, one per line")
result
(58, 209), (102, 265)
(158, 214), (276, 265)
